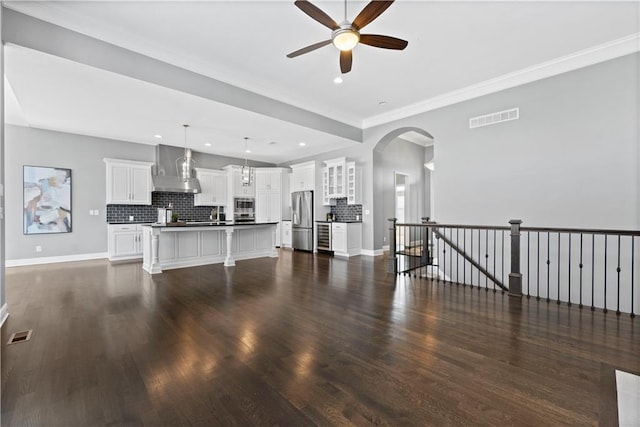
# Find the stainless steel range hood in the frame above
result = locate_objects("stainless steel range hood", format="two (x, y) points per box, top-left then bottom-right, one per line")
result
(152, 144), (202, 193)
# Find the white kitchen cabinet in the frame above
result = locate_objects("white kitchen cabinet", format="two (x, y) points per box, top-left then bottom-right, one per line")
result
(346, 161), (362, 205)
(194, 168), (227, 206)
(224, 165), (255, 199)
(108, 223), (149, 261)
(281, 221), (292, 247)
(104, 158), (153, 205)
(331, 222), (362, 257)
(325, 158), (346, 198)
(290, 161), (316, 192)
(322, 168), (331, 206)
(255, 169), (282, 192)
(255, 168), (289, 247)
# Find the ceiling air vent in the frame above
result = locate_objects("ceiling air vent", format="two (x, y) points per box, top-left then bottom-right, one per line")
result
(469, 108), (519, 129)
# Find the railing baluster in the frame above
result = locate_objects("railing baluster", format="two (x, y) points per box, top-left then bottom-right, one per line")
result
(485, 229), (489, 291)
(463, 229), (467, 286)
(579, 233), (583, 309)
(568, 234), (571, 306)
(616, 235), (621, 315)
(547, 231), (551, 303)
(557, 232), (561, 305)
(632, 237), (635, 318)
(591, 234), (595, 311)
(456, 228), (460, 285)
(436, 229), (440, 281)
(604, 235), (608, 313)
(537, 231), (540, 301)
(469, 228), (472, 286)
(443, 227), (447, 282)
(493, 230), (496, 292)
(478, 229), (481, 291)
(526, 231), (530, 298)
(449, 227), (453, 283)
(501, 230), (505, 287)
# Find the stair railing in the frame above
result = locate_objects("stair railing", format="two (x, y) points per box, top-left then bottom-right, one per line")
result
(388, 218), (639, 317)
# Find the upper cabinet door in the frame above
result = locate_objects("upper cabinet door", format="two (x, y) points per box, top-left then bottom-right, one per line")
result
(212, 172), (228, 205)
(130, 164), (152, 205)
(105, 159), (153, 205)
(107, 163), (131, 204)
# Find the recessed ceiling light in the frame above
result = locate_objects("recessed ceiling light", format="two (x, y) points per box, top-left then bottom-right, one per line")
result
(333, 76), (343, 84)
(378, 101), (387, 106)
(154, 134), (163, 139)
(204, 143), (212, 147)
(245, 149), (251, 153)
(299, 142), (306, 147)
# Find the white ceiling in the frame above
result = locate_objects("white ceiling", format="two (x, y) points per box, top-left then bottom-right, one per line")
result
(4, 1), (639, 163)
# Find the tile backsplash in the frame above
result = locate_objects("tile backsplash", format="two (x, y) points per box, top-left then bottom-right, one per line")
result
(106, 192), (222, 223)
(330, 198), (362, 221)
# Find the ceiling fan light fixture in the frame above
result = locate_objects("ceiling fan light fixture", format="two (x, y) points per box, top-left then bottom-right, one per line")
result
(332, 28), (359, 51)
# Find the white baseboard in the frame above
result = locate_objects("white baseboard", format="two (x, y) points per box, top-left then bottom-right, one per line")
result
(6, 252), (108, 267)
(361, 249), (385, 257)
(0, 303), (8, 327)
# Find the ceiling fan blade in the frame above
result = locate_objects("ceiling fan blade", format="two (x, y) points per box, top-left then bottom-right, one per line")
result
(359, 34), (408, 50)
(340, 50), (352, 74)
(294, 0), (339, 30)
(352, 1), (395, 30)
(287, 40), (332, 58)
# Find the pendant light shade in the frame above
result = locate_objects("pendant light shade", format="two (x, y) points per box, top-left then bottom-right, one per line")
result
(241, 137), (253, 186)
(176, 125), (196, 181)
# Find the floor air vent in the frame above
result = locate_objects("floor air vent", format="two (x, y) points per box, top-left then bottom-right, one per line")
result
(469, 107), (519, 129)
(7, 330), (32, 345)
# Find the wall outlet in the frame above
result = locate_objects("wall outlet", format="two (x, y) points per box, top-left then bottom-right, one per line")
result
(94, 209), (99, 216)
(129, 215), (134, 222)
(383, 236), (387, 242)
(35, 245), (42, 252)
(89, 209), (94, 215)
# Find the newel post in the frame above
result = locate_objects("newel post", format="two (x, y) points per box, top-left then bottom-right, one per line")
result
(388, 218), (398, 274)
(508, 219), (523, 297)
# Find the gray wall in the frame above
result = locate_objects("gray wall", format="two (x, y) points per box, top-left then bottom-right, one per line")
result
(1, 4), (5, 316)
(365, 52), (640, 249)
(5, 125), (155, 261)
(376, 137), (427, 244)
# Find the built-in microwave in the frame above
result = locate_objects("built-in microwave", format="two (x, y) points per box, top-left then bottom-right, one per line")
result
(234, 197), (255, 222)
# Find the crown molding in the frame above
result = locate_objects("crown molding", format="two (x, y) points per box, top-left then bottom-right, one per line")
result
(363, 32), (640, 129)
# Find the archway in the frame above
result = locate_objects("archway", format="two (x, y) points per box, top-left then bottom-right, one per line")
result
(372, 127), (434, 251)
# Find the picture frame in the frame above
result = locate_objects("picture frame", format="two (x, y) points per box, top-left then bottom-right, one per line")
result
(23, 165), (72, 235)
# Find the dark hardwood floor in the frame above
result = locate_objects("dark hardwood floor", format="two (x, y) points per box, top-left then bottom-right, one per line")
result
(1, 250), (638, 426)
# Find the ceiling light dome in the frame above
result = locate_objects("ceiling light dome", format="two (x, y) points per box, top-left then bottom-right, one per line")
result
(332, 28), (359, 51)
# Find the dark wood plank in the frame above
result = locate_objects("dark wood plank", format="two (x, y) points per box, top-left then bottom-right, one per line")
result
(1, 251), (638, 426)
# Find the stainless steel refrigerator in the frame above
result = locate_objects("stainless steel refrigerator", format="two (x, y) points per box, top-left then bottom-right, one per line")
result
(291, 190), (313, 251)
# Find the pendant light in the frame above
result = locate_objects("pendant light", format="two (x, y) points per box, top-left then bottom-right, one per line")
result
(241, 137), (253, 186)
(176, 124), (195, 182)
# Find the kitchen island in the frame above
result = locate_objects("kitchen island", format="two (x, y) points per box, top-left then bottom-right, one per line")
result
(142, 221), (278, 274)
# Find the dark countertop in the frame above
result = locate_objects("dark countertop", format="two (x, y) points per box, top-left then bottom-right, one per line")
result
(108, 221), (154, 225)
(315, 220), (363, 224)
(148, 221), (279, 228)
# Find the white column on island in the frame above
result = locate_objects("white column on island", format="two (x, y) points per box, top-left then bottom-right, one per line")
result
(270, 225), (278, 258)
(224, 227), (235, 267)
(149, 228), (163, 274)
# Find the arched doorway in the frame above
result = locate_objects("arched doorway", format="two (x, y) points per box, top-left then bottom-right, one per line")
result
(372, 127), (434, 251)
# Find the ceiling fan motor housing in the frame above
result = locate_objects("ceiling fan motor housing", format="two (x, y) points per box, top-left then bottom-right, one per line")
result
(332, 24), (360, 51)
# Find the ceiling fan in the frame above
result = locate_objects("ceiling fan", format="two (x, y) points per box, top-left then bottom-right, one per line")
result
(287, 0), (408, 74)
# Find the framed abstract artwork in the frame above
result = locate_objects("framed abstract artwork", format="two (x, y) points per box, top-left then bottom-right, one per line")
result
(23, 165), (72, 234)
